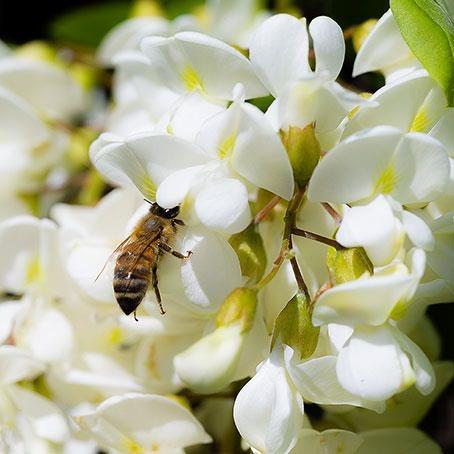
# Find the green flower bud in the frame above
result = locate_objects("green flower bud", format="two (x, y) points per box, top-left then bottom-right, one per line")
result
(326, 246), (373, 285)
(130, 0), (164, 17)
(216, 287), (257, 334)
(280, 123), (321, 187)
(272, 293), (320, 359)
(16, 41), (61, 66)
(229, 225), (267, 284)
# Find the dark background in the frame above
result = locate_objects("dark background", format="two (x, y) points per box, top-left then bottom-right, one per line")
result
(0, 0), (452, 451)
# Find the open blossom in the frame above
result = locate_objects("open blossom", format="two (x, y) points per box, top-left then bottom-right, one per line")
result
(0, 1), (452, 452)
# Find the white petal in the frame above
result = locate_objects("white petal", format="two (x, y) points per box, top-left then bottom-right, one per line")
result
(313, 254), (425, 327)
(233, 347), (303, 454)
(309, 16), (345, 80)
(141, 33), (266, 99)
(392, 328), (435, 395)
(429, 107), (454, 156)
(20, 308), (74, 364)
(285, 348), (384, 412)
(392, 132), (449, 204)
(336, 195), (403, 266)
(196, 101), (294, 199)
(156, 165), (206, 209)
(76, 393), (211, 451)
(90, 133), (208, 199)
(175, 324), (244, 393)
(0, 345), (45, 385)
(343, 72), (436, 137)
(308, 126), (402, 203)
(6, 385), (68, 443)
(0, 57), (85, 120)
(98, 17), (170, 65)
(180, 228), (242, 312)
(0, 301), (21, 343)
(353, 10), (413, 77)
(336, 325), (416, 401)
(358, 428), (441, 454)
(194, 178), (251, 233)
(295, 429), (363, 453)
(250, 14), (310, 96)
(401, 210), (435, 251)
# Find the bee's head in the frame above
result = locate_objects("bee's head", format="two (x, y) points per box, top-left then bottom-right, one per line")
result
(148, 201), (180, 219)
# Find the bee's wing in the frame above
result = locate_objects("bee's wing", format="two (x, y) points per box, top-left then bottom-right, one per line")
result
(96, 226), (164, 282)
(95, 234), (133, 281)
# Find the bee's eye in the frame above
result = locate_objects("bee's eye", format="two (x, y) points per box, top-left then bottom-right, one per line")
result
(162, 206), (180, 218)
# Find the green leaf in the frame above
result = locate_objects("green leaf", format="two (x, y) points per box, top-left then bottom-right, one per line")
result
(162, 0), (204, 19)
(49, 2), (130, 48)
(391, 0), (454, 106)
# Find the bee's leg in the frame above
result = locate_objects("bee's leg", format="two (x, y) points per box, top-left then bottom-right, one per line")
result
(133, 311), (139, 322)
(152, 264), (165, 315)
(173, 219), (185, 226)
(158, 242), (192, 259)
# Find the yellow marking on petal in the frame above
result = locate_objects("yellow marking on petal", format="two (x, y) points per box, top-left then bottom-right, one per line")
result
(165, 394), (191, 411)
(26, 257), (44, 285)
(151, 442), (160, 452)
(146, 343), (161, 379)
(107, 327), (124, 346)
(166, 123), (174, 134)
(181, 65), (205, 93)
(410, 108), (430, 132)
(218, 133), (237, 159)
(374, 162), (397, 195)
(141, 174), (156, 200)
(348, 105), (361, 120)
(124, 439), (145, 454)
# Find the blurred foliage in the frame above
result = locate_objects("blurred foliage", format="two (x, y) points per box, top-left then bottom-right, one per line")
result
(49, 1), (130, 47)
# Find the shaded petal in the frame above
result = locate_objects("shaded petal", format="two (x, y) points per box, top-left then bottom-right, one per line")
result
(76, 393), (211, 451)
(250, 14), (310, 96)
(336, 325), (416, 401)
(0, 57), (85, 121)
(284, 348), (384, 412)
(194, 178), (251, 233)
(180, 228), (242, 312)
(233, 347), (303, 454)
(0, 345), (45, 385)
(6, 384), (69, 443)
(98, 17), (170, 65)
(353, 10), (413, 77)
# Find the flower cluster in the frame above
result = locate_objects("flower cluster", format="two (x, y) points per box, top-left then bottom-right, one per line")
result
(0, 1), (453, 453)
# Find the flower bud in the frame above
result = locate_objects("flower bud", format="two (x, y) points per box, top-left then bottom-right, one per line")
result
(130, 0), (164, 17)
(280, 123), (321, 187)
(175, 288), (258, 393)
(216, 288), (258, 333)
(16, 41), (60, 65)
(229, 226), (267, 284)
(326, 246), (373, 285)
(352, 19), (378, 53)
(272, 293), (319, 359)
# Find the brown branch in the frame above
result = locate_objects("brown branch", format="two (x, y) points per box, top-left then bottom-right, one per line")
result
(291, 228), (345, 250)
(254, 195), (282, 224)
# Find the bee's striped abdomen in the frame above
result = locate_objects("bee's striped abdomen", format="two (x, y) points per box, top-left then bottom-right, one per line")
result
(113, 248), (155, 316)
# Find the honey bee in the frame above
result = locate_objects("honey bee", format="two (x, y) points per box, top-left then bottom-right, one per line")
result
(99, 202), (191, 320)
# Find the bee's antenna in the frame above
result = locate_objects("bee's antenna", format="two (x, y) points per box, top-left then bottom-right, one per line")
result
(143, 198), (153, 205)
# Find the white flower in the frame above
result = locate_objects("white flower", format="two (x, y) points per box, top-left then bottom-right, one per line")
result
(91, 86), (293, 234)
(332, 323), (435, 401)
(353, 10), (421, 83)
(250, 14), (360, 138)
(0, 55), (86, 121)
(308, 126), (449, 206)
(313, 248), (426, 327)
(233, 345), (304, 454)
(75, 393), (212, 452)
(140, 31), (266, 97)
(0, 346), (69, 447)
